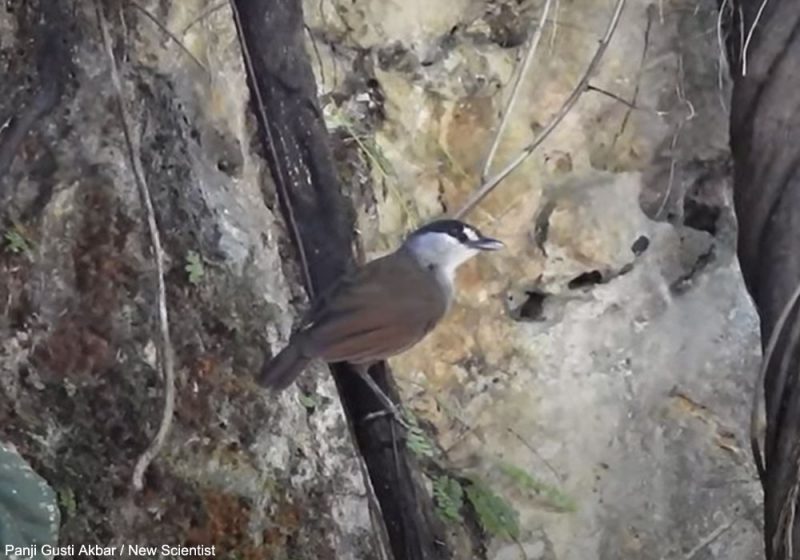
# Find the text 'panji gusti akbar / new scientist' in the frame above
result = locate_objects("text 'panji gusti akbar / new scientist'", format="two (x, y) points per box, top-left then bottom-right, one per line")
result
(4, 544), (217, 558)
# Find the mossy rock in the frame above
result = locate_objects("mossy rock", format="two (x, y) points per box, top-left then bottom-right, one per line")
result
(0, 442), (60, 559)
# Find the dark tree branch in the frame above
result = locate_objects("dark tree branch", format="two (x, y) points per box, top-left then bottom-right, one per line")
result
(728, 1), (800, 558)
(229, 1), (447, 558)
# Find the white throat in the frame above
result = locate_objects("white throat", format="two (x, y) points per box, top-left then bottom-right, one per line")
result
(404, 232), (479, 285)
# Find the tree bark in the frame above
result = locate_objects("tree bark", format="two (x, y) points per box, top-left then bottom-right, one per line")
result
(230, 1), (448, 558)
(728, 2), (800, 558)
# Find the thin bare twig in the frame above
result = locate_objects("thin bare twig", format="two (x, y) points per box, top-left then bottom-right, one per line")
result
(181, 1), (228, 35)
(737, 5), (745, 68)
(750, 281), (800, 481)
(684, 517), (738, 559)
(507, 427), (562, 483)
(774, 459), (800, 558)
(548, 0), (560, 52)
(613, 5), (652, 151)
(742, 0), (770, 76)
(768, 307), (800, 557)
(512, 536), (529, 560)
(716, 0), (731, 113)
(305, 24), (327, 94)
(717, 0), (730, 85)
(683, 506), (762, 560)
(654, 122), (682, 220)
(454, 0), (627, 220)
(96, 4), (176, 491)
(674, 53), (695, 121)
(480, 0), (555, 182)
(586, 84), (638, 110)
(787, 484), (798, 558)
(654, 46), (697, 221)
(316, 0), (340, 92)
(771, 295), (800, 446)
(130, 1), (208, 74)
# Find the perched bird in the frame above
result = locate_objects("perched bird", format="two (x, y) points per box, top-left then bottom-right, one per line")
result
(259, 219), (504, 399)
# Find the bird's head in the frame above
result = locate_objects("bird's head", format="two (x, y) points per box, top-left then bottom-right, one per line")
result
(404, 219), (504, 275)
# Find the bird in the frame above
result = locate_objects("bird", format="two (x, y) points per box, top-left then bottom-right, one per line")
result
(259, 218), (504, 414)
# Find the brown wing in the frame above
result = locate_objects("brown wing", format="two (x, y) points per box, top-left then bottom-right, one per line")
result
(301, 251), (447, 364)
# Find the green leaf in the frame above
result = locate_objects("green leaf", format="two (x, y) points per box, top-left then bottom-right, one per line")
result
(0, 441), (60, 558)
(4, 229), (31, 254)
(298, 393), (319, 409)
(433, 476), (464, 523)
(404, 412), (435, 459)
(498, 462), (577, 513)
(465, 479), (520, 540)
(185, 250), (204, 285)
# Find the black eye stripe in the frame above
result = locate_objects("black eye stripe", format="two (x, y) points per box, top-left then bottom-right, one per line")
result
(412, 219), (480, 242)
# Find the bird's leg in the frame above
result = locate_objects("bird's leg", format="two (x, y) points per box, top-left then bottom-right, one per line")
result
(353, 365), (410, 429)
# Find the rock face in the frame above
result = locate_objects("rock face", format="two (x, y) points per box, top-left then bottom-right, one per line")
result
(0, 0), (762, 559)
(309, 0), (762, 558)
(1, 2), (374, 558)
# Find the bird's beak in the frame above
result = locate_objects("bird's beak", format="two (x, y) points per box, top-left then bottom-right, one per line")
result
(469, 236), (505, 251)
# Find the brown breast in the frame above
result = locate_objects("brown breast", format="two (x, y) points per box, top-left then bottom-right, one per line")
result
(299, 249), (449, 364)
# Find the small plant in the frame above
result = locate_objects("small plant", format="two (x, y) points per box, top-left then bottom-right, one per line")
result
(298, 392), (319, 410)
(4, 229), (31, 254)
(184, 250), (204, 285)
(326, 108), (395, 178)
(433, 475), (464, 523)
(0, 441), (60, 558)
(404, 411), (436, 459)
(498, 462), (577, 513)
(57, 487), (77, 519)
(465, 479), (520, 540)
(324, 105), (418, 224)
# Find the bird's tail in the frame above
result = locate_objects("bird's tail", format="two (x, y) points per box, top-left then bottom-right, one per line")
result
(258, 341), (311, 391)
